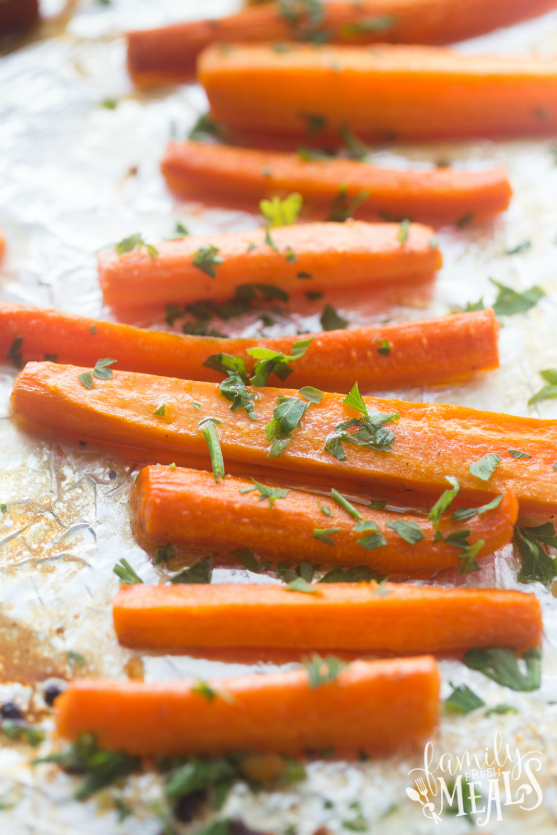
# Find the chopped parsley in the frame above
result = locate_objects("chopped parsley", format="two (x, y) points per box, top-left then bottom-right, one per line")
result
(2, 720), (45, 747)
(428, 476), (460, 527)
(279, 0), (325, 42)
(386, 519), (424, 545)
(89, 324), (97, 335)
(153, 403), (166, 416)
(463, 647), (541, 692)
(465, 278), (544, 317)
(78, 358), (117, 389)
(374, 338), (391, 356)
(469, 452), (501, 482)
(191, 245), (224, 278)
(174, 222), (189, 237)
(154, 543), (176, 564)
(247, 337), (313, 386)
(328, 185), (369, 222)
(302, 654), (346, 688)
(397, 219), (410, 244)
(36, 734), (140, 801)
(340, 14), (397, 36)
(188, 113), (223, 141)
(331, 488), (362, 520)
(485, 703), (519, 716)
(506, 240), (531, 256)
(444, 683), (485, 715)
(457, 539), (484, 573)
(219, 371), (258, 420)
(318, 502), (333, 517)
(248, 478), (290, 509)
(528, 368), (557, 405)
(285, 577), (319, 594)
(354, 519), (387, 550)
(340, 124), (370, 160)
(313, 527), (342, 545)
(324, 383), (399, 460)
(298, 385), (324, 404)
(115, 233), (157, 259)
(171, 555), (212, 585)
(319, 565), (386, 583)
(199, 418), (225, 482)
(266, 388), (318, 456)
(259, 193), (302, 227)
(320, 303), (348, 331)
(451, 493), (503, 522)
(514, 522), (557, 586)
(232, 547), (261, 573)
(113, 559), (143, 584)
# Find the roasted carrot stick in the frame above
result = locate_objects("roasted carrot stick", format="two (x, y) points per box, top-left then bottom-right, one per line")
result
(199, 44), (557, 142)
(114, 583), (542, 654)
(132, 466), (517, 578)
(0, 0), (39, 35)
(161, 141), (512, 224)
(127, 0), (557, 86)
(97, 221), (441, 310)
(55, 657), (440, 757)
(0, 303), (500, 393)
(0, 230), (5, 262)
(11, 363), (557, 517)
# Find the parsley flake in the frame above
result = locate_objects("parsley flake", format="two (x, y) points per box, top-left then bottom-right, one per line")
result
(320, 304), (348, 331)
(170, 555), (212, 585)
(355, 520), (387, 550)
(199, 418), (225, 482)
(331, 488), (362, 520)
(324, 384), (399, 460)
(313, 527), (341, 545)
(463, 647), (541, 692)
(113, 559), (143, 584)
(192, 245), (224, 278)
(328, 185), (369, 222)
(428, 476), (461, 528)
(451, 493), (503, 522)
(298, 385), (324, 404)
(259, 193), (302, 227)
(302, 654), (346, 688)
(319, 565), (386, 583)
(514, 523), (557, 586)
(457, 539), (484, 573)
(318, 502), (333, 517)
(444, 683), (485, 715)
(232, 547), (260, 573)
(485, 703), (519, 716)
(153, 403), (166, 416)
(115, 233), (158, 259)
(285, 577), (319, 594)
(397, 219), (410, 244)
(508, 448), (532, 459)
(248, 338), (312, 387)
(341, 14), (397, 36)
(249, 478), (290, 509)
(528, 368), (557, 405)
(154, 543), (175, 564)
(469, 452), (501, 482)
(374, 338), (391, 356)
(188, 113), (223, 141)
(386, 519), (424, 545)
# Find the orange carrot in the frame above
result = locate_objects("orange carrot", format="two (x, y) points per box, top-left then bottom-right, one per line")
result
(0, 230), (5, 262)
(97, 221), (441, 311)
(127, 0), (557, 86)
(161, 141), (512, 224)
(132, 466), (517, 578)
(113, 583), (542, 654)
(199, 44), (557, 142)
(11, 363), (557, 517)
(0, 302), (500, 393)
(0, 0), (38, 35)
(55, 657), (440, 757)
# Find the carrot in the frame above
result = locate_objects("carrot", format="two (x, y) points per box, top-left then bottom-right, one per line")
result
(113, 583), (542, 654)
(0, 303), (500, 393)
(0, 0), (38, 35)
(97, 221), (441, 311)
(0, 230), (5, 262)
(55, 657), (439, 757)
(161, 141), (512, 224)
(127, 0), (557, 86)
(11, 363), (557, 517)
(199, 44), (557, 142)
(132, 466), (517, 578)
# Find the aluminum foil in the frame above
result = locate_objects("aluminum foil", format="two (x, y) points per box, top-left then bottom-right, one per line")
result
(1, 1), (557, 832)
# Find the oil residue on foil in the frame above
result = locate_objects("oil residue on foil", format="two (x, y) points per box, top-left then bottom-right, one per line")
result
(1, 1), (557, 833)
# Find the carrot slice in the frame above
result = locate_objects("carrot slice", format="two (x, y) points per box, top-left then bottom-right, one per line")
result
(55, 657), (440, 757)
(0, 0), (38, 35)
(11, 363), (557, 517)
(132, 466), (517, 578)
(0, 230), (5, 263)
(0, 303), (500, 393)
(127, 0), (557, 86)
(97, 221), (441, 310)
(199, 44), (557, 142)
(113, 583), (542, 654)
(161, 141), (512, 224)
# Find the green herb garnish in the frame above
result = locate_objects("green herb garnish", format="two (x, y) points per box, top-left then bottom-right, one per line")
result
(354, 519), (387, 550)
(508, 448), (532, 459)
(302, 654), (346, 688)
(331, 488), (362, 520)
(192, 245), (224, 278)
(319, 565), (386, 583)
(153, 403), (166, 416)
(2, 720), (45, 747)
(327, 185), (369, 222)
(324, 383), (399, 460)
(154, 543), (176, 564)
(463, 647), (541, 692)
(259, 193), (302, 227)
(397, 219), (410, 244)
(170, 555), (212, 585)
(113, 559), (143, 584)
(340, 14), (396, 36)
(528, 368), (557, 405)
(249, 478), (290, 509)
(199, 418), (225, 482)
(78, 357), (117, 389)
(444, 683), (485, 715)
(469, 452), (501, 482)
(115, 233), (157, 259)
(428, 476), (460, 527)
(285, 577), (319, 594)
(248, 338), (312, 386)
(514, 523), (557, 586)
(320, 303), (348, 331)
(188, 113), (223, 141)
(451, 493), (503, 522)
(313, 527), (342, 545)
(386, 519), (424, 545)
(374, 339), (391, 356)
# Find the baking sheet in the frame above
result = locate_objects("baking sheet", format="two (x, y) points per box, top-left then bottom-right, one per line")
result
(1, 1), (557, 832)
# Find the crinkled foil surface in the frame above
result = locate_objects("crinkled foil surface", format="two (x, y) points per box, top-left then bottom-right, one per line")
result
(1, 1), (557, 833)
